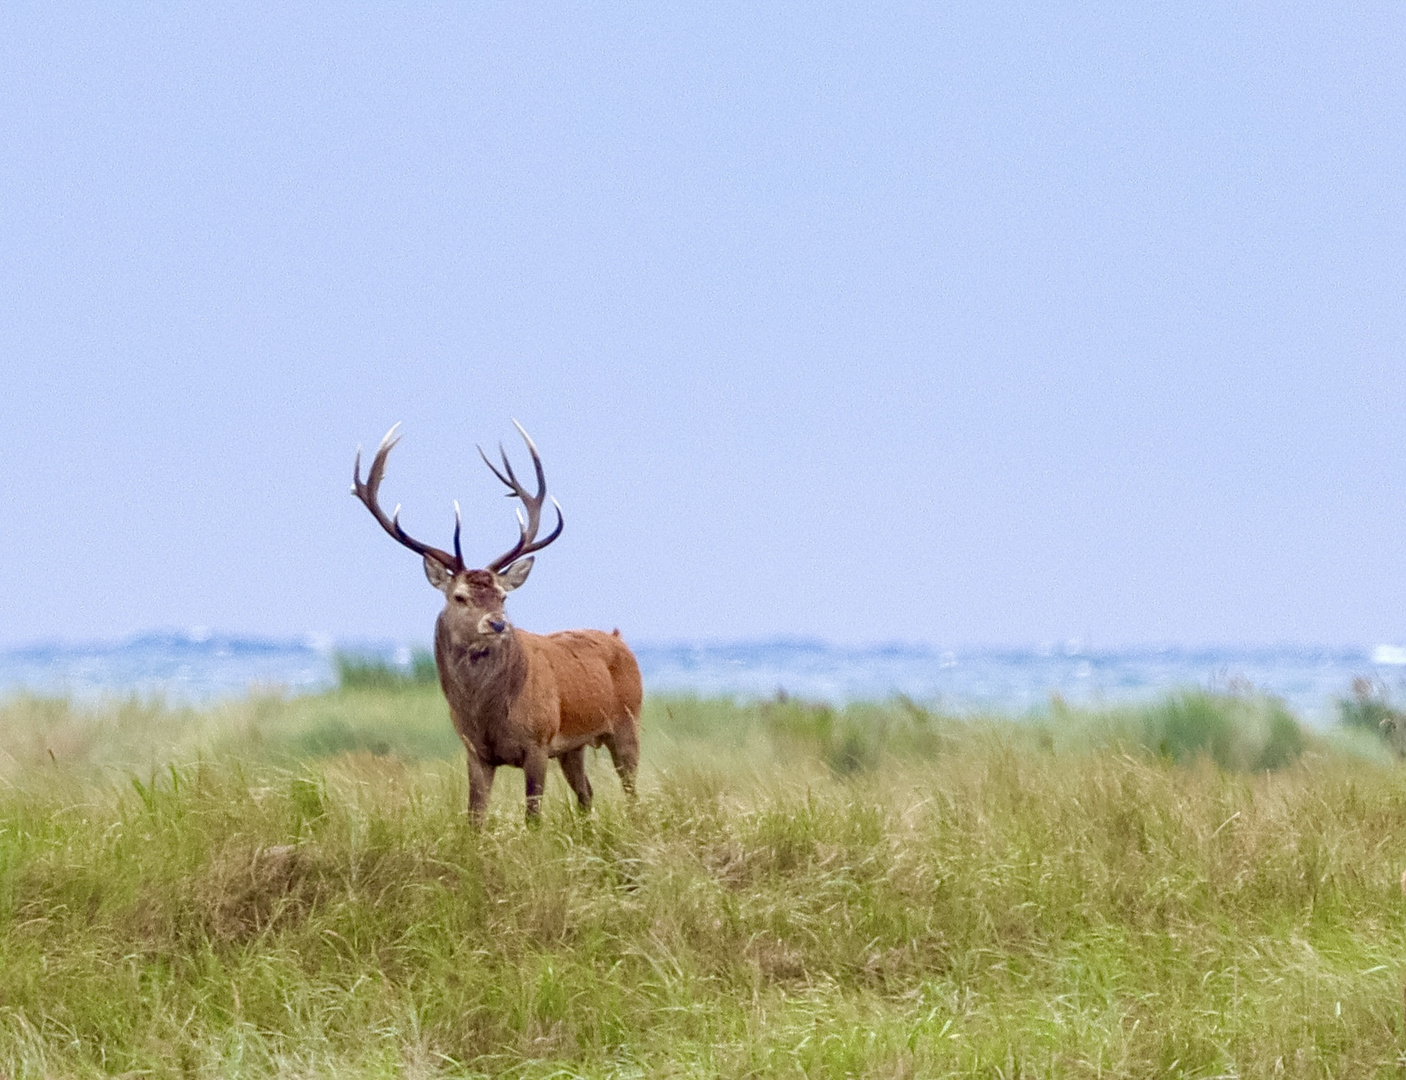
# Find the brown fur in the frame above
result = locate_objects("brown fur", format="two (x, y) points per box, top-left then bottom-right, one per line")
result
(431, 566), (642, 822)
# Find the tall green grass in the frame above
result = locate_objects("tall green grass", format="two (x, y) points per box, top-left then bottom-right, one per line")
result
(1, 684), (1403, 1077)
(333, 648), (439, 691)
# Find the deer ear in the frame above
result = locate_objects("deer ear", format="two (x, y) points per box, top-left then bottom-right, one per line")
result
(423, 555), (455, 592)
(497, 557), (533, 592)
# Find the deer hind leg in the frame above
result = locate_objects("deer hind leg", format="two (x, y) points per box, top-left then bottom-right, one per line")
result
(523, 746), (548, 822)
(558, 747), (594, 812)
(602, 721), (640, 799)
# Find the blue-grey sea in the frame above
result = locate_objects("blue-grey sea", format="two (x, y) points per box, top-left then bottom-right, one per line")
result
(2, 632), (1405, 726)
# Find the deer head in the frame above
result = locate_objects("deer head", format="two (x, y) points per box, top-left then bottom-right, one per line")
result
(352, 421), (563, 640)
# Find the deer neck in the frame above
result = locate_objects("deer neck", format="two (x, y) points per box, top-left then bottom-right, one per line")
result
(435, 617), (528, 737)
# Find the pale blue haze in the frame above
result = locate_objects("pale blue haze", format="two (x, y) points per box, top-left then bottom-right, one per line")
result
(1, 634), (1401, 727)
(1, 4), (1403, 656)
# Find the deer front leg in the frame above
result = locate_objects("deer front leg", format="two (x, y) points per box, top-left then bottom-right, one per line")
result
(523, 746), (548, 822)
(466, 749), (496, 825)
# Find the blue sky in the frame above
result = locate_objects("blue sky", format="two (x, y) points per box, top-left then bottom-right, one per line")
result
(1, 3), (1402, 649)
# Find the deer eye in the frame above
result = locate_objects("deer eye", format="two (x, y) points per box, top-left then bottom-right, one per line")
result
(454, 594), (469, 605)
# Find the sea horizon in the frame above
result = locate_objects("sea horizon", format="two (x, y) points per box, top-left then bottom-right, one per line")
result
(3, 629), (1404, 726)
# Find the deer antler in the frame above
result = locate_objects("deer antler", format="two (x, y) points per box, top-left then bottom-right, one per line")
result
(352, 423), (463, 572)
(480, 420), (564, 573)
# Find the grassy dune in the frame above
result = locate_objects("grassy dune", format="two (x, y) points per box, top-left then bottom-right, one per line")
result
(1, 679), (1405, 1077)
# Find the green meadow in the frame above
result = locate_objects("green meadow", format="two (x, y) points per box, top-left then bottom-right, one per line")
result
(2, 663), (1406, 1078)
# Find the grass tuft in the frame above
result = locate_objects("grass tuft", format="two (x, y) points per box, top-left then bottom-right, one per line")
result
(1139, 688), (1307, 771)
(1338, 675), (1406, 758)
(333, 648), (438, 690)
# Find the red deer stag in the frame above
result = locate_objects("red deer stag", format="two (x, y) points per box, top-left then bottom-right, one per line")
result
(352, 422), (641, 823)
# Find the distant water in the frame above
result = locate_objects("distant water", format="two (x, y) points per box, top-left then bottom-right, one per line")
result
(2, 632), (1404, 726)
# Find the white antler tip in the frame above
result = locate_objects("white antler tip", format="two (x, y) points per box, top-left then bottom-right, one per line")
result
(378, 422), (403, 450)
(511, 418), (539, 453)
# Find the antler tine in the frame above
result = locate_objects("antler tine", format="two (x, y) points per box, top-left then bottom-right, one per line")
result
(367, 421), (401, 489)
(513, 418), (549, 495)
(483, 421), (564, 572)
(352, 423), (461, 571)
(499, 443), (524, 491)
(477, 444), (513, 490)
(453, 500), (463, 567)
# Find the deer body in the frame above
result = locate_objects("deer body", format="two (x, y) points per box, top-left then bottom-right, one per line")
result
(354, 424), (641, 822)
(435, 617), (641, 817)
